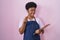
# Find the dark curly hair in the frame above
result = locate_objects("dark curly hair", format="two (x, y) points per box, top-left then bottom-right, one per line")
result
(25, 2), (37, 10)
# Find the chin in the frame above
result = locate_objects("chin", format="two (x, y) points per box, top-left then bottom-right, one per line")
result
(31, 16), (34, 17)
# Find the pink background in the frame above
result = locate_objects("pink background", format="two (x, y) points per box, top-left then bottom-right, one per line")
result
(0, 0), (60, 40)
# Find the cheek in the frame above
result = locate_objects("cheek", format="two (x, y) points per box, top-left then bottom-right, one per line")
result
(29, 11), (32, 14)
(28, 11), (32, 15)
(28, 10), (31, 14)
(28, 10), (35, 16)
(28, 10), (34, 13)
(30, 11), (35, 16)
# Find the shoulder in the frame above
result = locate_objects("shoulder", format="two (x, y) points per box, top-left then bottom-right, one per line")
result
(35, 17), (43, 21)
(35, 17), (45, 28)
(35, 17), (40, 25)
(35, 17), (41, 22)
(35, 17), (45, 24)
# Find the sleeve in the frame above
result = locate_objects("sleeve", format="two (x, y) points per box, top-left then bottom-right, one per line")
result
(18, 18), (24, 28)
(36, 18), (45, 29)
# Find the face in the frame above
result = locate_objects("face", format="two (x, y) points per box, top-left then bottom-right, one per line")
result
(27, 7), (36, 17)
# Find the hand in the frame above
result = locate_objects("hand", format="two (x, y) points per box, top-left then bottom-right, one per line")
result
(34, 29), (44, 34)
(23, 16), (28, 23)
(41, 24), (50, 34)
(41, 29), (44, 34)
(34, 29), (41, 35)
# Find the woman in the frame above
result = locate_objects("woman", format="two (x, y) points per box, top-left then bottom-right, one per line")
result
(19, 2), (50, 40)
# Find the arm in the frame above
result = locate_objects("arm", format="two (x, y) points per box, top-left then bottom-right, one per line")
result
(19, 17), (28, 34)
(34, 24), (50, 34)
(40, 24), (50, 34)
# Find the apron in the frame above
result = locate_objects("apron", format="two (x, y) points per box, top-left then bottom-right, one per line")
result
(23, 19), (40, 40)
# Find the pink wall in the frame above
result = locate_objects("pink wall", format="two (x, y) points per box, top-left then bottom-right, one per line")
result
(0, 0), (60, 40)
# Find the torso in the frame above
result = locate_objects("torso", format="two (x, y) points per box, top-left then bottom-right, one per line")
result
(24, 17), (40, 40)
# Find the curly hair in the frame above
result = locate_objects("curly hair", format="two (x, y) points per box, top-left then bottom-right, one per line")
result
(25, 2), (37, 10)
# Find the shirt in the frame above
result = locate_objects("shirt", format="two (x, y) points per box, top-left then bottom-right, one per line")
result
(18, 17), (45, 29)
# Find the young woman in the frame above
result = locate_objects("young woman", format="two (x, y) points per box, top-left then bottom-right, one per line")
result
(19, 2), (50, 40)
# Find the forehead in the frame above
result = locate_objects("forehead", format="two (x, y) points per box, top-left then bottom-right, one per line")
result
(29, 7), (36, 10)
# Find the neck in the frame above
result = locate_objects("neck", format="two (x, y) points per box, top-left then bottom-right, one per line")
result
(27, 15), (35, 20)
